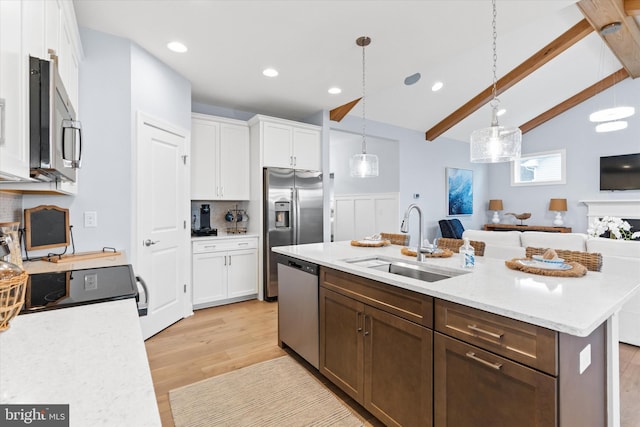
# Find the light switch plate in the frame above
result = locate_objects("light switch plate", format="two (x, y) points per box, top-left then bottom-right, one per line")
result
(579, 343), (591, 374)
(84, 211), (98, 228)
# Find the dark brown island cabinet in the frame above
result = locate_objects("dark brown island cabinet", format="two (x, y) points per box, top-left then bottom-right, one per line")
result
(319, 267), (606, 427)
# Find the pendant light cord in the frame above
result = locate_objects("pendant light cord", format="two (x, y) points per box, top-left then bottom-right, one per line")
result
(490, 0), (499, 126)
(361, 40), (367, 155)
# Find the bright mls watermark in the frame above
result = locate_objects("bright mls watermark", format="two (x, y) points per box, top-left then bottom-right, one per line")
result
(0, 405), (69, 426)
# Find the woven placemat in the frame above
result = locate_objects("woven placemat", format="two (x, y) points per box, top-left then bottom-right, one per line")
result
(505, 258), (587, 277)
(401, 247), (454, 258)
(350, 239), (391, 247)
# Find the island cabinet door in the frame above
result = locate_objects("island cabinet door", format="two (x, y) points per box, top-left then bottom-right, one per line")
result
(320, 287), (365, 402)
(434, 332), (557, 427)
(364, 305), (433, 427)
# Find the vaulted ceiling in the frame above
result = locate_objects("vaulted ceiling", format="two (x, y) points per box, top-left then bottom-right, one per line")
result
(73, 0), (640, 143)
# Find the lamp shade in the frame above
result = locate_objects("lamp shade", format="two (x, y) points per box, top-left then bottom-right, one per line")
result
(488, 199), (503, 211)
(549, 198), (567, 212)
(470, 125), (522, 163)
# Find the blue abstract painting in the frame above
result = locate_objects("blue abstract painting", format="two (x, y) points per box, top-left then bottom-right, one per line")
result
(446, 168), (473, 216)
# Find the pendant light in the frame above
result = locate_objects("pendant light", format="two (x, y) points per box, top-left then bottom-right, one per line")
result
(589, 24), (635, 133)
(350, 36), (379, 178)
(470, 0), (521, 163)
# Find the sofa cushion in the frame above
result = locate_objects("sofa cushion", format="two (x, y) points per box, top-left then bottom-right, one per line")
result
(462, 230), (522, 247)
(483, 244), (526, 260)
(520, 231), (587, 251)
(586, 237), (640, 259)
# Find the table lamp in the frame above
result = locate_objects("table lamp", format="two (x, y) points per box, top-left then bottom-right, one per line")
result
(488, 199), (504, 224)
(549, 198), (568, 226)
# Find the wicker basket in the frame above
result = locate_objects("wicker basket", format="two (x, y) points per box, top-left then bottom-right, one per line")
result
(0, 270), (28, 332)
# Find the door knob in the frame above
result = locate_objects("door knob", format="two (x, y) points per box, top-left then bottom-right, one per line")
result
(144, 239), (159, 247)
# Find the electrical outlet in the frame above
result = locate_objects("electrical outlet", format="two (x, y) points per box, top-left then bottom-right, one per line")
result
(84, 273), (98, 291)
(579, 344), (591, 374)
(84, 211), (98, 228)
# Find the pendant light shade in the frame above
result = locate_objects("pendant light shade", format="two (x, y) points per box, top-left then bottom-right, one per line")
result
(349, 36), (379, 178)
(470, 0), (521, 164)
(350, 153), (379, 178)
(470, 108), (522, 163)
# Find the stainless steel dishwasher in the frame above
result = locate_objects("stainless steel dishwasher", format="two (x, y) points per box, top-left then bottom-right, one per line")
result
(277, 254), (319, 369)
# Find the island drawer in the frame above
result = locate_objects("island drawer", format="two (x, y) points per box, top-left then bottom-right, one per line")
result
(320, 267), (433, 328)
(435, 299), (557, 375)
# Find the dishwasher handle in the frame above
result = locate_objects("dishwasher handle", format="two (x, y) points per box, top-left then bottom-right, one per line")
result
(278, 254), (318, 276)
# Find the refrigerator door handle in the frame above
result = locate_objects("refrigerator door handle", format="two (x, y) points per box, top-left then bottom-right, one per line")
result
(293, 187), (299, 244)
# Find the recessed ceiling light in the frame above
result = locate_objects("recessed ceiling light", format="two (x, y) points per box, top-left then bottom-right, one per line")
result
(167, 41), (187, 53)
(496, 108), (507, 117)
(328, 87), (342, 95)
(431, 81), (444, 92)
(596, 120), (628, 133)
(263, 68), (279, 77)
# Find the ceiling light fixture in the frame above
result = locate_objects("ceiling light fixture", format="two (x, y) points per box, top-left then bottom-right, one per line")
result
(589, 23), (634, 133)
(350, 36), (379, 178)
(496, 108), (506, 117)
(262, 68), (279, 77)
(167, 41), (188, 53)
(469, 0), (521, 163)
(431, 81), (443, 92)
(328, 87), (342, 95)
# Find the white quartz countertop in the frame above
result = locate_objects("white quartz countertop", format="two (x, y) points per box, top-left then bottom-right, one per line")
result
(191, 233), (259, 242)
(0, 299), (161, 427)
(273, 241), (640, 337)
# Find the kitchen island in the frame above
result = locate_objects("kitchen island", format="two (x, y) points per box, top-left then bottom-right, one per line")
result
(273, 241), (640, 427)
(0, 254), (160, 426)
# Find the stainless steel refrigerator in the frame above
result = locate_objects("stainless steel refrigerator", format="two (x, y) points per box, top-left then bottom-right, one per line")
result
(264, 168), (323, 300)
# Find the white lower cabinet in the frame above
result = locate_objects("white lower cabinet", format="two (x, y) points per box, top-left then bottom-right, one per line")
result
(192, 237), (258, 309)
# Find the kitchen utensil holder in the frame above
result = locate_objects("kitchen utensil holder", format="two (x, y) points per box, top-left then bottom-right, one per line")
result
(226, 205), (248, 234)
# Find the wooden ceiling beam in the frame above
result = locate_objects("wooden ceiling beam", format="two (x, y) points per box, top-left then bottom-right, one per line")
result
(624, 0), (640, 16)
(329, 98), (361, 122)
(519, 68), (630, 134)
(425, 19), (593, 141)
(577, 0), (640, 77)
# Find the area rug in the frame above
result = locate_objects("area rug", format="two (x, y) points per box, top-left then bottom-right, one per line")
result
(169, 356), (364, 427)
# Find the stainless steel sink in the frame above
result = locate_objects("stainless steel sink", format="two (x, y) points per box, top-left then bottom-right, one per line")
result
(344, 256), (464, 283)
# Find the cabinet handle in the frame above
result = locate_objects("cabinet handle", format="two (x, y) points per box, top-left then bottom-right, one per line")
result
(290, 155), (293, 166)
(204, 245), (217, 249)
(293, 156), (297, 166)
(467, 324), (504, 340)
(363, 315), (370, 336)
(237, 242), (249, 246)
(356, 312), (362, 332)
(228, 255), (231, 265)
(465, 351), (503, 370)
(220, 186), (224, 196)
(0, 98), (5, 146)
(224, 256), (227, 266)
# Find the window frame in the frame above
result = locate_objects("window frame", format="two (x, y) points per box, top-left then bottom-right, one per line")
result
(510, 149), (566, 187)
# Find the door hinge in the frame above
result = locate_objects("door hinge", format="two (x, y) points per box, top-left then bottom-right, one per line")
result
(182, 155), (188, 165)
(184, 284), (187, 293)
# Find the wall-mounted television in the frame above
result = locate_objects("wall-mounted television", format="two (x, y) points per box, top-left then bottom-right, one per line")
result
(600, 153), (640, 191)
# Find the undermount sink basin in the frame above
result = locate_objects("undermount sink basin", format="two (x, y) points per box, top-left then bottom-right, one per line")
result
(344, 256), (465, 283)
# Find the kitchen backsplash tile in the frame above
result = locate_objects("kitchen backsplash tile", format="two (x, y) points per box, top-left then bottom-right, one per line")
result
(0, 192), (23, 223)
(191, 200), (249, 235)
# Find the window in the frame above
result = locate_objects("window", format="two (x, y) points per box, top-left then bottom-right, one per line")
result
(511, 149), (566, 186)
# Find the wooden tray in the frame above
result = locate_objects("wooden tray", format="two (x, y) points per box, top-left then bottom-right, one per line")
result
(401, 247), (453, 258)
(45, 250), (122, 263)
(350, 240), (391, 247)
(505, 258), (587, 277)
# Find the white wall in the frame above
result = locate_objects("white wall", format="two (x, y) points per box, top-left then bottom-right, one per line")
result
(487, 77), (640, 233)
(22, 28), (191, 259)
(328, 114), (488, 243)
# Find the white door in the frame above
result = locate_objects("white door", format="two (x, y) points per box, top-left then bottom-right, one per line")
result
(136, 113), (190, 339)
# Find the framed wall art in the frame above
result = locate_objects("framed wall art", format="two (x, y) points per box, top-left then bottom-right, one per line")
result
(446, 167), (473, 216)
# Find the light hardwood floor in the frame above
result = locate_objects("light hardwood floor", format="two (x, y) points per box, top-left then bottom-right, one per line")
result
(145, 299), (640, 427)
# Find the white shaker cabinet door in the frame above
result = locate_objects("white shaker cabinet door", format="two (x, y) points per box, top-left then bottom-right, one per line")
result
(218, 122), (250, 200)
(292, 126), (321, 171)
(262, 121), (293, 168)
(227, 249), (258, 298)
(191, 118), (219, 199)
(192, 251), (227, 306)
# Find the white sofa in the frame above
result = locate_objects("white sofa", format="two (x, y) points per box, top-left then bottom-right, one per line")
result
(462, 229), (640, 346)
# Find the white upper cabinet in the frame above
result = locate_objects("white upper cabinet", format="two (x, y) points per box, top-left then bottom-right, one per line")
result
(0, 1), (30, 180)
(191, 114), (250, 201)
(0, 0), (81, 184)
(250, 115), (321, 171)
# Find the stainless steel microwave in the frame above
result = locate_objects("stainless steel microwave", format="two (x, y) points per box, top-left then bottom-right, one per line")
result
(29, 56), (82, 182)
